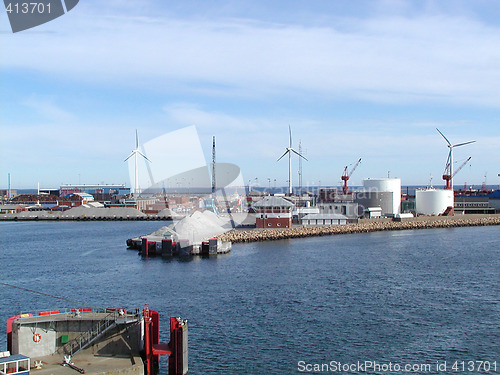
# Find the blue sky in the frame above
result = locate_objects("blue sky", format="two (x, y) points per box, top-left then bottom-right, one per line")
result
(1, 0), (499, 190)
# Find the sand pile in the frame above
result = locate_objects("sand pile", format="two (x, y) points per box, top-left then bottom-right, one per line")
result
(170, 210), (231, 244)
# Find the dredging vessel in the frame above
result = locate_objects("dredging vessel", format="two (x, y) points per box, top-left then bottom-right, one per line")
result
(3, 306), (187, 375)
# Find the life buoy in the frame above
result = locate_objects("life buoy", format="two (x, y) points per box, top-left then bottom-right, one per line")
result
(33, 333), (41, 343)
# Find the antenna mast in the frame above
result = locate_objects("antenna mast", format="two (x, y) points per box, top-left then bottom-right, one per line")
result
(212, 136), (216, 193)
(298, 141), (302, 195)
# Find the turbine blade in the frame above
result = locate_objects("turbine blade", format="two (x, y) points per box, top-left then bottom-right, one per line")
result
(291, 148), (308, 161)
(453, 140), (476, 148)
(135, 129), (139, 148)
(436, 128), (451, 146)
(124, 151), (135, 162)
(289, 125), (292, 148)
(137, 150), (152, 162)
(277, 150), (289, 161)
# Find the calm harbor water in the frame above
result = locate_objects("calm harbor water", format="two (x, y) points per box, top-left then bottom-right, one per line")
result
(0, 221), (499, 374)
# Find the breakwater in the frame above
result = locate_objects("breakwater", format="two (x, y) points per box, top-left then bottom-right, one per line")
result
(218, 215), (500, 243)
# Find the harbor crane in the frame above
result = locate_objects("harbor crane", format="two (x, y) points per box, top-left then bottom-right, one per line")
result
(341, 158), (361, 194)
(443, 156), (471, 189)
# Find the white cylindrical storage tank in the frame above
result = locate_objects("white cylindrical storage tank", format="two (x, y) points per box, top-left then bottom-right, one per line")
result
(415, 189), (454, 215)
(363, 178), (401, 215)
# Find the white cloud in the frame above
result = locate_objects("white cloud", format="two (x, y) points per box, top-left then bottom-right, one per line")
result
(2, 1), (499, 187)
(156, 103), (498, 185)
(162, 103), (259, 132)
(21, 96), (76, 122)
(2, 4), (500, 107)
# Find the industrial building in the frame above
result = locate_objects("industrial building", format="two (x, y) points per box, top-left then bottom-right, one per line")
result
(316, 179), (402, 219)
(317, 188), (360, 219)
(0, 204), (24, 214)
(253, 195), (294, 228)
(352, 178), (401, 217)
(9, 194), (92, 210)
(301, 213), (348, 226)
(0, 189), (17, 200)
(60, 184), (130, 200)
(454, 195), (497, 215)
(318, 202), (360, 218)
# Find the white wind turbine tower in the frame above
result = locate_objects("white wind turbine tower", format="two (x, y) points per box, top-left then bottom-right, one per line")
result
(436, 128), (475, 190)
(124, 129), (151, 197)
(277, 126), (307, 195)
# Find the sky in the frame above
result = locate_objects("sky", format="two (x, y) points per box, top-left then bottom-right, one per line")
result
(1, 0), (500, 190)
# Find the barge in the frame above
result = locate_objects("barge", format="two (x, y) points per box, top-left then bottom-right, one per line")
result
(4, 306), (187, 375)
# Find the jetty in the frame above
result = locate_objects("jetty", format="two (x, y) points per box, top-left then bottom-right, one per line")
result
(217, 214), (500, 243)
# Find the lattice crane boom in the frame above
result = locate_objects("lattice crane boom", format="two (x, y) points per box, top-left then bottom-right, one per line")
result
(341, 158), (361, 194)
(443, 157), (471, 189)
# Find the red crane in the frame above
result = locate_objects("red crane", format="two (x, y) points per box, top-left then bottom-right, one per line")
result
(341, 158), (361, 194)
(443, 156), (471, 189)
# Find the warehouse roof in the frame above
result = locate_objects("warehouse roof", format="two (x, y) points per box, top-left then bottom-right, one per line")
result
(253, 196), (294, 208)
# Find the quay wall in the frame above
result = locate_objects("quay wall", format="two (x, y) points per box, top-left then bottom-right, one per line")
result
(0, 214), (173, 221)
(0, 206), (181, 221)
(217, 214), (500, 243)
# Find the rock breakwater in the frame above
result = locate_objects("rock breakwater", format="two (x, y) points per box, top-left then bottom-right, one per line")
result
(217, 215), (500, 243)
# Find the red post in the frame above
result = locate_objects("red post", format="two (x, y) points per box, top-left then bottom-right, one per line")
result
(150, 310), (160, 365)
(141, 238), (149, 256)
(168, 317), (188, 375)
(143, 306), (152, 375)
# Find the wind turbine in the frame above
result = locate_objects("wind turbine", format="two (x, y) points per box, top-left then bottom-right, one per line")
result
(436, 128), (475, 190)
(124, 129), (151, 197)
(277, 126), (307, 195)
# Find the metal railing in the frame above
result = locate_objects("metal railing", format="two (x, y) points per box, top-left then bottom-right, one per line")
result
(58, 313), (118, 357)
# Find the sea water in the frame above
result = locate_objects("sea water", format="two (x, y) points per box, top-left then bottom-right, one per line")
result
(0, 221), (498, 374)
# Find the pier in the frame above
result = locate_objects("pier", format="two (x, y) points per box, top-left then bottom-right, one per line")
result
(217, 214), (500, 243)
(6, 307), (188, 375)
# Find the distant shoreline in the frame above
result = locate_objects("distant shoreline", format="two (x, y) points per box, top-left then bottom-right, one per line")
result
(217, 214), (500, 243)
(0, 215), (172, 221)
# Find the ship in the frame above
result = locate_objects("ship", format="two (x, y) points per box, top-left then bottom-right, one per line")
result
(3, 305), (187, 375)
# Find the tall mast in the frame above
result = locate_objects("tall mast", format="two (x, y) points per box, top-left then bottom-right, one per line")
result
(212, 136), (216, 194)
(298, 141), (302, 195)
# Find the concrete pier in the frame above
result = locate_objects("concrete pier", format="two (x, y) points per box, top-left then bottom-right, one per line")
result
(9, 310), (144, 375)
